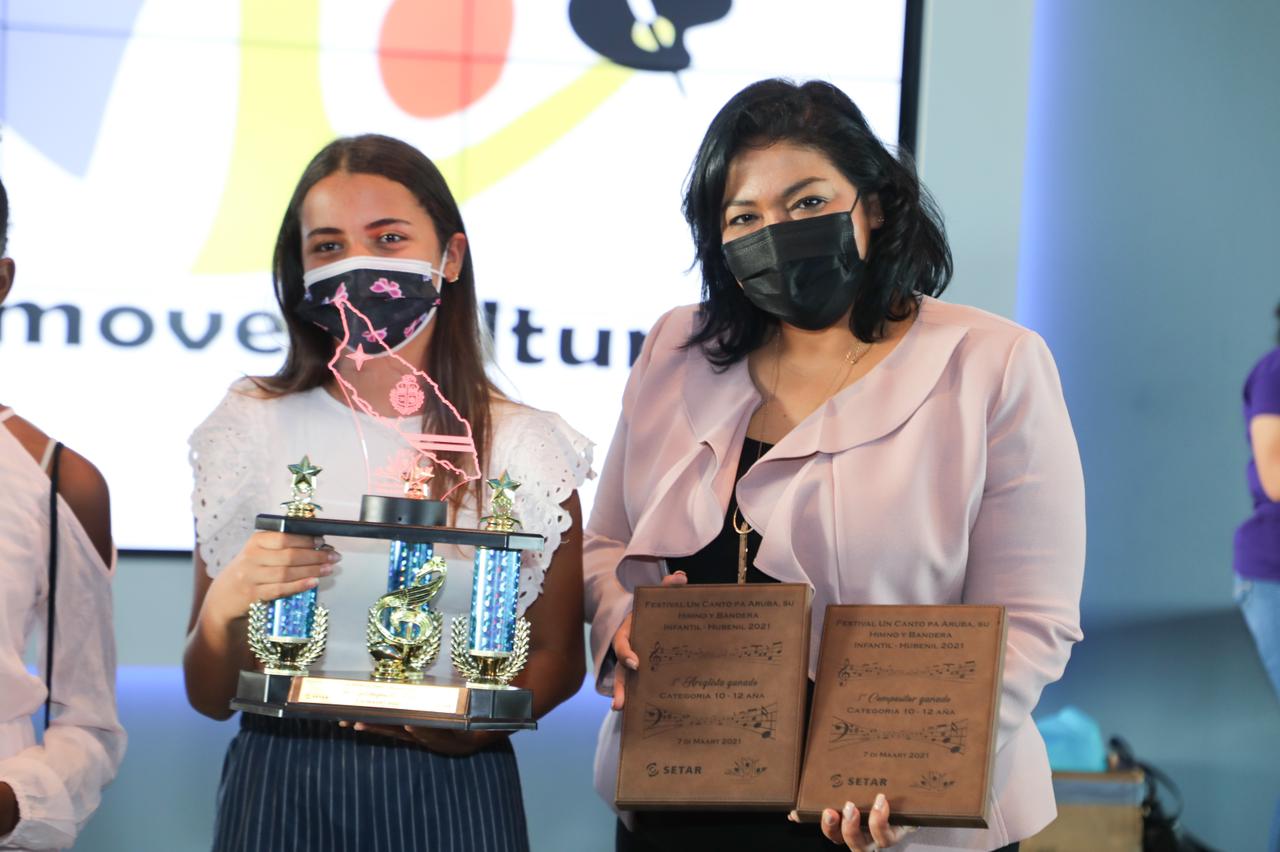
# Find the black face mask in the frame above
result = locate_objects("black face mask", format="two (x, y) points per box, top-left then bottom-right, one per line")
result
(722, 205), (866, 331)
(295, 256), (443, 354)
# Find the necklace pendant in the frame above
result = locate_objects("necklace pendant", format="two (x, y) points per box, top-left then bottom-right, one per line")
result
(736, 529), (748, 584)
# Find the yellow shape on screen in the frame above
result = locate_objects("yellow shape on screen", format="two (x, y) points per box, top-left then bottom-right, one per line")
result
(195, 1), (632, 275)
(434, 60), (632, 202)
(194, 0), (336, 275)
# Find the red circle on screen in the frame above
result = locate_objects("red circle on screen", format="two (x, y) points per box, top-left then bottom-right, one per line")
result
(379, 0), (514, 117)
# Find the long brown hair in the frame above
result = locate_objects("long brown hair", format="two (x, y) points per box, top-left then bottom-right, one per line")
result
(256, 134), (497, 515)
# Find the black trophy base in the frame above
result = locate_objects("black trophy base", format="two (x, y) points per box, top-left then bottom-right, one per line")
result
(359, 494), (447, 527)
(231, 669), (537, 731)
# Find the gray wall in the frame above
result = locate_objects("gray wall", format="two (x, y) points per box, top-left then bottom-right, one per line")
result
(943, 1), (1279, 849)
(916, 0), (1034, 320)
(74, 2), (1280, 850)
(1018, 0), (1280, 627)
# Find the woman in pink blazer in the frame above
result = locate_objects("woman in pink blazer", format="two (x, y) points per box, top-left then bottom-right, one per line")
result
(584, 80), (1085, 852)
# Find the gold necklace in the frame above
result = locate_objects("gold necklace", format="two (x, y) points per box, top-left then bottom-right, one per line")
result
(731, 335), (873, 583)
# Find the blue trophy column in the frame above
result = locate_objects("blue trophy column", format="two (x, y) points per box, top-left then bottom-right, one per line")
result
(469, 547), (521, 655)
(267, 588), (317, 640)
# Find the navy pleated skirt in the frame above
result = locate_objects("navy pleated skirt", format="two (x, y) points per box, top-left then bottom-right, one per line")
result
(212, 714), (530, 852)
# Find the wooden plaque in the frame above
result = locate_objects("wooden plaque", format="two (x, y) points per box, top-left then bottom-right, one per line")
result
(795, 605), (1006, 827)
(616, 583), (812, 810)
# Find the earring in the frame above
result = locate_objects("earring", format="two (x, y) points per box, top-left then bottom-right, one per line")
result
(874, 216), (885, 226)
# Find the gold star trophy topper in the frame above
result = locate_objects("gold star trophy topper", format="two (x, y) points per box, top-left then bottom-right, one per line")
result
(284, 455), (323, 518)
(481, 471), (522, 532)
(401, 457), (435, 500)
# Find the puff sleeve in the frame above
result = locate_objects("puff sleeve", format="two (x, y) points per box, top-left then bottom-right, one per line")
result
(491, 409), (594, 618)
(188, 380), (272, 575)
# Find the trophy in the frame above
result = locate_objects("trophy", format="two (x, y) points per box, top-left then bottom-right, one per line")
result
(231, 458), (544, 731)
(451, 473), (532, 689)
(245, 456), (330, 676)
(366, 458), (447, 682)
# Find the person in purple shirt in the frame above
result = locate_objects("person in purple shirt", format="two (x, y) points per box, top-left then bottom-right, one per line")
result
(1235, 301), (1280, 852)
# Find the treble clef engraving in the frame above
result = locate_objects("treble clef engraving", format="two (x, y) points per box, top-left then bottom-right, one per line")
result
(367, 557), (448, 679)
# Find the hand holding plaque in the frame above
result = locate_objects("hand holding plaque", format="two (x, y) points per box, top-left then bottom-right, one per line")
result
(610, 570), (689, 710)
(796, 605), (1007, 828)
(613, 597), (1006, 828)
(616, 583), (812, 810)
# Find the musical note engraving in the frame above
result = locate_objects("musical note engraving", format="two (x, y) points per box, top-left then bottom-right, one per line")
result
(836, 659), (977, 686)
(642, 702), (778, 740)
(648, 640), (785, 671)
(828, 718), (968, 755)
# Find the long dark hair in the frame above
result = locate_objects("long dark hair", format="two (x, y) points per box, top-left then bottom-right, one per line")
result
(257, 134), (497, 514)
(683, 79), (953, 367)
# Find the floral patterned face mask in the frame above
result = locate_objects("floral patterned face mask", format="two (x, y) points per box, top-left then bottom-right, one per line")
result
(296, 254), (445, 354)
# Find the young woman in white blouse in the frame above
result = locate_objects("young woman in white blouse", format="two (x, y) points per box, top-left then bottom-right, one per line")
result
(182, 135), (590, 852)
(0, 176), (126, 849)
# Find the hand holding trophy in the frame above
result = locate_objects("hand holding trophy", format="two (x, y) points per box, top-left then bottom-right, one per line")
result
(231, 260), (545, 729)
(232, 457), (544, 731)
(183, 136), (593, 851)
(245, 455), (330, 676)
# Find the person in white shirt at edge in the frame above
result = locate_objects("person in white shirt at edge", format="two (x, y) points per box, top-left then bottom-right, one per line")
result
(0, 174), (127, 850)
(183, 135), (591, 852)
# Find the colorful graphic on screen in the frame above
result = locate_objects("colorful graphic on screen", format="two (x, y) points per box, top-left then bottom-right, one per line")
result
(0, 0), (907, 548)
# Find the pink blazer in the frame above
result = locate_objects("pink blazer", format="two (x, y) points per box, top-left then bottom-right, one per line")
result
(584, 297), (1086, 850)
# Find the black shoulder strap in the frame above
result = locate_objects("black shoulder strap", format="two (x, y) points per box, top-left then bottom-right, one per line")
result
(45, 441), (64, 731)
